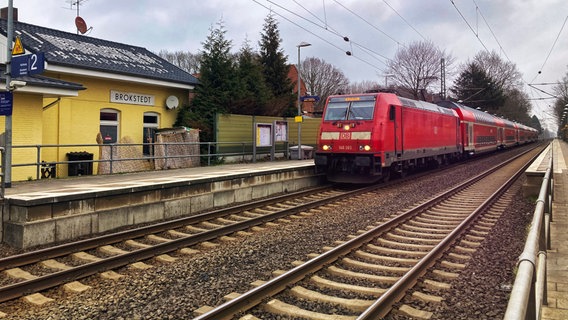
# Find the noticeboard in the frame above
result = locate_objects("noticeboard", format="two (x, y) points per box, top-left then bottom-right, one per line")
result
(255, 123), (272, 147)
(274, 120), (288, 142)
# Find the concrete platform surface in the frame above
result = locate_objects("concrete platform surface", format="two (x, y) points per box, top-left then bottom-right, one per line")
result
(543, 139), (568, 319)
(2, 159), (315, 200)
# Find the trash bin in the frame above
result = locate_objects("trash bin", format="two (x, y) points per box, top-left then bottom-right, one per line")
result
(289, 145), (314, 159)
(67, 151), (93, 176)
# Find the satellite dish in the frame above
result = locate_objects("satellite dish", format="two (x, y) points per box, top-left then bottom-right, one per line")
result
(166, 95), (179, 109)
(75, 16), (88, 34)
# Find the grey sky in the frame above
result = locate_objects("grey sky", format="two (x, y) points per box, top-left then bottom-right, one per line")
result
(6, 0), (568, 130)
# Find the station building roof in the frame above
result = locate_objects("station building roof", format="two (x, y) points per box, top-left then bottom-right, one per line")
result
(0, 18), (199, 88)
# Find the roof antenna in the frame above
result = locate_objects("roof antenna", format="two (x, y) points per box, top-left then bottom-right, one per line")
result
(67, 0), (92, 34)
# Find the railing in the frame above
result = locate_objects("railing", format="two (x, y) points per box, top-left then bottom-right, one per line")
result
(0, 147), (4, 198)
(0, 141), (294, 181)
(504, 148), (554, 319)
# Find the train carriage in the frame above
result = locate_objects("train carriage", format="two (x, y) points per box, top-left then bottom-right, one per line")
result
(501, 119), (519, 148)
(437, 101), (502, 155)
(315, 93), (462, 183)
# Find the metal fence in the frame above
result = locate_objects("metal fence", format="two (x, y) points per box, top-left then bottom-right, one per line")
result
(2, 141), (295, 181)
(504, 153), (553, 319)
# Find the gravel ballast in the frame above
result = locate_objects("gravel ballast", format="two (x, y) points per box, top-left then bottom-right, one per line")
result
(0, 150), (536, 319)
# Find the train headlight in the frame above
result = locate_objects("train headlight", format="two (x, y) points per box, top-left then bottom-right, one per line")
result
(359, 145), (371, 151)
(322, 145), (332, 151)
(343, 124), (350, 131)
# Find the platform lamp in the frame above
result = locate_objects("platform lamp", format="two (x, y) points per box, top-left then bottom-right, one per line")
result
(296, 41), (311, 160)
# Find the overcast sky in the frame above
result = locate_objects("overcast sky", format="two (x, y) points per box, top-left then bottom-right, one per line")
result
(5, 0), (568, 131)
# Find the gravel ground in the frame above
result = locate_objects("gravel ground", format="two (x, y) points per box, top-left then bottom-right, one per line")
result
(0, 149), (535, 319)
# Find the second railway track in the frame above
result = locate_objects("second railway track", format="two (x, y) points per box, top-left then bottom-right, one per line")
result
(193, 145), (544, 320)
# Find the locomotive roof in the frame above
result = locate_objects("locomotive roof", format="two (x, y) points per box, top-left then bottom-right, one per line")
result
(398, 97), (456, 116)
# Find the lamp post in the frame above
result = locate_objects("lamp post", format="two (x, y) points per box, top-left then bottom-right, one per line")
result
(296, 41), (311, 160)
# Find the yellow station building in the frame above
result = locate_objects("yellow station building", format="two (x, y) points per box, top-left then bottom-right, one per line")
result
(0, 14), (198, 182)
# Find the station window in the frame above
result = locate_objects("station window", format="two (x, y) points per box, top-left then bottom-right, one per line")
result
(143, 112), (159, 155)
(100, 109), (120, 144)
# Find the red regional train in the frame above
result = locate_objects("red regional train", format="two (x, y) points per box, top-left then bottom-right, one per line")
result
(314, 93), (538, 183)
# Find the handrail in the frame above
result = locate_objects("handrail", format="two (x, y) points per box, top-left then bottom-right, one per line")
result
(504, 146), (554, 319)
(0, 141), (300, 180)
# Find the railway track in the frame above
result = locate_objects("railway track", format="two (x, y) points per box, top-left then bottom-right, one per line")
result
(193, 146), (543, 320)
(0, 185), (378, 305)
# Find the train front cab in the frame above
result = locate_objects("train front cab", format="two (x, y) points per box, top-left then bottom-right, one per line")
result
(316, 94), (381, 182)
(315, 93), (402, 183)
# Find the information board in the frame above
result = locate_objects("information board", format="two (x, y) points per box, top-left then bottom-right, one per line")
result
(274, 120), (288, 142)
(256, 123), (272, 147)
(0, 92), (13, 116)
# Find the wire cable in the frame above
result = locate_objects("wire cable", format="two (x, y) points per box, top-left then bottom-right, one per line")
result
(253, 0), (389, 67)
(449, 0), (489, 52)
(531, 15), (568, 83)
(333, 0), (405, 47)
(382, 0), (427, 41)
(471, 0), (512, 63)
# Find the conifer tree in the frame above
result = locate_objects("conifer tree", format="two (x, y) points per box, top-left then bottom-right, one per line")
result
(450, 62), (504, 112)
(258, 13), (295, 116)
(175, 19), (236, 142)
(232, 39), (272, 115)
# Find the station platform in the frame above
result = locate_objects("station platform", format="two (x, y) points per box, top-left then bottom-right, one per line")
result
(0, 159), (318, 248)
(1, 160), (316, 200)
(543, 139), (568, 319)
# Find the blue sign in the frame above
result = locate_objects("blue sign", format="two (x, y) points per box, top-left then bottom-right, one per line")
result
(11, 52), (45, 77)
(301, 95), (320, 102)
(0, 92), (13, 116)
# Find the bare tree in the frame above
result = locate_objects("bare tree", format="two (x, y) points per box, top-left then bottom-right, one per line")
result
(300, 57), (349, 109)
(157, 50), (201, 74)
(347, 80), (382, 94)
(471, 50), (522, 90)
(386, 40), (454, 100)
(554, 71), (568, 132)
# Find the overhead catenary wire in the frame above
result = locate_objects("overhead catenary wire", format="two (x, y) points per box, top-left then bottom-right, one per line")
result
(333, 0), (405, 48)
(530, 14), (568, 83)
(471, 0), (512, 63)
(449, 0), (489, 52)
(253, 0), (389, 70)
(382, 0), (427, 41)
(264, 0), (392, 64)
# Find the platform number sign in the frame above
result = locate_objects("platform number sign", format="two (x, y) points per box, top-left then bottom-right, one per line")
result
(11, 52), (45, 77)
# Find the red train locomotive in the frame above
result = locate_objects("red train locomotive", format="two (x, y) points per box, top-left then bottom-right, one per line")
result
(314, 93), (538, 183)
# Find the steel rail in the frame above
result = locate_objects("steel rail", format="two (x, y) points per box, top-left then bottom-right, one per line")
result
(193, 145), (544, 320)
(0, 185), (334, 271)
(0, 183), (387, 303)
(357, 146), (541, 319)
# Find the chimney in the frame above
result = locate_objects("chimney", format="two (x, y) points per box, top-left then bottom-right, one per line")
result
(0, 7), (18, 21)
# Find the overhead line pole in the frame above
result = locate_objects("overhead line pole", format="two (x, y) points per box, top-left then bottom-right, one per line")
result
(4, 0), (14, 188)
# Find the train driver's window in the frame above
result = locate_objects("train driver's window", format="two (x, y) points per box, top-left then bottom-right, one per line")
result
(389, 105), (396, 121)
(350, 101), (374, 120)
(324, 102), (349, 121)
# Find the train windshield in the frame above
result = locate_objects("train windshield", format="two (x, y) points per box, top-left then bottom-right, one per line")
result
(323, 99), (375, 121)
